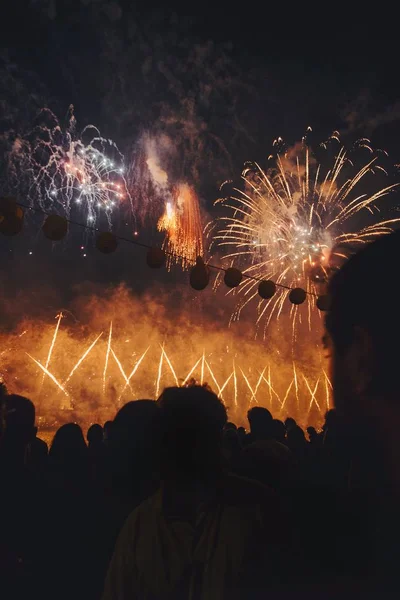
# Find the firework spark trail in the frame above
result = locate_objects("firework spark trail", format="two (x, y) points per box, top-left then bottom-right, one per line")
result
(281, 380), (294, 410)
(233, 362), (238, 407)
(111, 349), (133, 395)
(213, 132), (400, 333)
(200, 350), (205, 385)
(252, 367), (267, 404)
(27, 353), (70, 402)
(218, 372), (234, 400)
(240, 368), (258, 406)
(293, 363), (299, 410)
(260, 371), (283, 409)
(183, 357), (202, 385)
(323, 369), (332, 409)
(117, 347), (150, 403)
(267, 364), (272, 407)
(161, 346), (180, 387)
(155, 347), (164, 399)
(204, 359), (221, 394)
(103, 322), (113, 394)
(62, 333), (103, 388)
(41, 312), (63, 388)
(303, 375), (321, 413)
(9, 314), (332, 422)
(158, 183), (204, 269)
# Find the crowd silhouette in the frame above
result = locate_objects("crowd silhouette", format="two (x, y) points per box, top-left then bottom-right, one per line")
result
(1, 230), (400, 598)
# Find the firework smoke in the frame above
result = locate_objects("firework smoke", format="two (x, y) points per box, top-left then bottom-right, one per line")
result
(0, 285), (328, 429)
(128, 133), (205, 269)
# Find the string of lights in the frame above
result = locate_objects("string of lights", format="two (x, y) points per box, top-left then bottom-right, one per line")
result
(0, 197), (330, 310)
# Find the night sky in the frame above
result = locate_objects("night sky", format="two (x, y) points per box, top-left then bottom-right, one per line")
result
(1, 1), (400, 322)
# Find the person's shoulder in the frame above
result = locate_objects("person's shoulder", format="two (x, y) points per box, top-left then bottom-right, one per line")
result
(122, 489), (161, 531)
(221, 473), (277, 506)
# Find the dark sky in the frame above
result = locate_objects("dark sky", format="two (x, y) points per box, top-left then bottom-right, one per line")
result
(2, 1), (399, 148)
(1, 1), (400, 312)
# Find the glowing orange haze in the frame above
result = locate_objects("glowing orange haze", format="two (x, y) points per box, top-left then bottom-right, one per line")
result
(0, 285), (329, 431)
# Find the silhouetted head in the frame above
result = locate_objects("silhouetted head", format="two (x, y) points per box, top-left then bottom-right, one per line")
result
(1, 394), (35, 464)
(284, 417), (297, 432)
(87, 423), (103, 445)
(326, 230), (400, 419)
(113, 400), (157, 441)
(49, 423), (87, 463)
(272, 419), (286, 444)
(222, 427), (242, 464)
(157, 385), (227, 480)
(307, 426), (318, 441)
(109, 400), (158, 494)
(247, 407), (273, 440)
(103, 420), (113, 441)
(322, 409), (337, 431)
(224, 421), (237, 431)
(287, 425), (307, 449)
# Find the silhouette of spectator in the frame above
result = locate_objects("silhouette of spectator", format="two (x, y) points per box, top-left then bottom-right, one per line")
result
(47, 423), (104, 599)
(247, 406), (274, 443)
(29, 434), (48, 474)
(98, 400), (160, 585)
(272, 419), (287, 444)
(103, 385), (288, 599)
(224, 421), (237, 431)
(287, 425), (307, 454)
(222, 426), (242, 469)
(284, 416), (297, 433)
(106, 400), (159, 506)
(87, 422), (103, 446)
(103, 419), (113, 443)
(324, 229), (400, 586)
(306, 426), (319, 445)
(236, 408), (292, 490)
(237, 425), (247, 445)
(49, 422), (89, 492)
(86, 423), (105, 485)
(1, 394), (35, 469)
(0, 395), (53, 599)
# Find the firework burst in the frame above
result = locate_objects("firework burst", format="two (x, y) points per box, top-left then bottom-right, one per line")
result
(158, 182), (204, 269)
(8, 106), (132, 227)
(212, 130), (400, 334)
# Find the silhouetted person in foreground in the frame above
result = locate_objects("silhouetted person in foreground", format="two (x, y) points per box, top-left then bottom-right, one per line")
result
(49, 422), (89, 492)
(103, 419), (113, 444)
(87, 423), (105, 483)
(247, 406), (274, 443)
(237, 426), (247, 445)
(323, 229), (400, 591)
(272, 419), (287, 445)
(29, 433), (48, 473)
(0, 394), (35, 470)
(87, 422), (103, 447)
(306, 426), (319, 445)
(103, 385), (288, 599)
(284, 417), (297, 434)
(100, 400), (159, 573)
(286, 425), (308, 461)
(0, 395), (52, 599)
